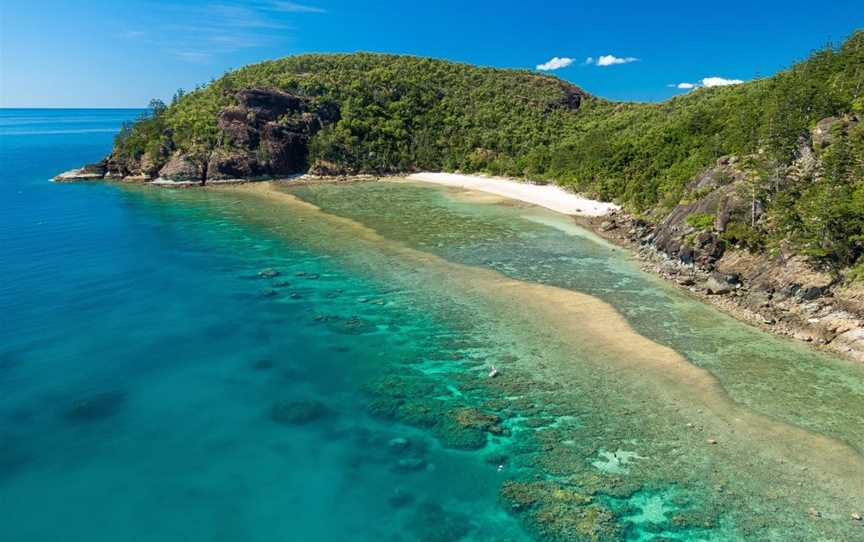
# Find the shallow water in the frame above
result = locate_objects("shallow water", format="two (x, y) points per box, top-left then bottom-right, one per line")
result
(3, 110), (864, 541)
(293, 180), (864, 451)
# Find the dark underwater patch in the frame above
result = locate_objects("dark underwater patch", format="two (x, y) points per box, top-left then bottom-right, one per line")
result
(64, 390), (127, 423)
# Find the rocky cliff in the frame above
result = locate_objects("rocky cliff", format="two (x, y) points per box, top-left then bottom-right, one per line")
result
(57, 87), (340, 185)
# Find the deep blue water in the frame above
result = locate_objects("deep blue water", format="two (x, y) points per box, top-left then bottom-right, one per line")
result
(0, 110), (529, 540)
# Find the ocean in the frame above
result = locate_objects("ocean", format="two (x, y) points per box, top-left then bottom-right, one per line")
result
(2, 109), (863, 541)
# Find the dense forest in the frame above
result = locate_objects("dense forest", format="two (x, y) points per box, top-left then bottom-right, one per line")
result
(113, 31), (864, 273)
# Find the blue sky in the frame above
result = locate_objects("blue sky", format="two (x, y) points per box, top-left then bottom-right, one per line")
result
(1, 0), (861, 107)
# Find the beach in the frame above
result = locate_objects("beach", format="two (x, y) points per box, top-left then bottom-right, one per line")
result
(407, 172), (619, 217)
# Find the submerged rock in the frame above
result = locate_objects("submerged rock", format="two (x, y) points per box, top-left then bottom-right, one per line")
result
(484, 452), (509, 466)
(387, 437), (411, 453)
(327, 316), (377, 335)
(387, 489), (415, 509)
(392, 457), (427, 473)
(258, 268), (281, 278)
(251, 359), (275, 371)
(270, 399), (332, 426)
(65, 391), (126, 422)
(405, 502), (473, 542)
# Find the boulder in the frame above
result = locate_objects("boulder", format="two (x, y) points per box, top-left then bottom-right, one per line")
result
(797, 286), (824, 301)
(712, 271), (740, 285)
(207, 150), (265, 180)
(703, 277), (732, 295)
(832, 328), (864, 362)
(159, 153), (203, 183)
(812, 117), (841, 148)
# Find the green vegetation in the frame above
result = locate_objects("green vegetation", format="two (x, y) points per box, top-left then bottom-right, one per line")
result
(114, 31), (864, 271)
(685, 213), (715, 230)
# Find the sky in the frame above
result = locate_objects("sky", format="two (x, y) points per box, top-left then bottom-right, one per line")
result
(1, 0), (861, 107)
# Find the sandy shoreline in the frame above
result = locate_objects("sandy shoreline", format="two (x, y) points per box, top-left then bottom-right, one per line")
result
(407, 172), (619, 217)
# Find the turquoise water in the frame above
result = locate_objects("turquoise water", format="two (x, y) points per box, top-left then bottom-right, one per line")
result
(0, 110), (529, 541)
(3, 110), (864, 541)
(292, 182), (864, 450)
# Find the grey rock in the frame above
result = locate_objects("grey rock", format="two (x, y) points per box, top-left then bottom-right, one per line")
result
(703, 277), (732, 295)
(159, 153), (203, 183)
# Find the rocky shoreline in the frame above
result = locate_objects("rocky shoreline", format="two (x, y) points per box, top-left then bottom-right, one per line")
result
(574, 211), (864, 363)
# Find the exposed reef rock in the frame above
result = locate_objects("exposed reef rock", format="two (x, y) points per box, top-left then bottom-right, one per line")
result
(54, 160), (109, 182)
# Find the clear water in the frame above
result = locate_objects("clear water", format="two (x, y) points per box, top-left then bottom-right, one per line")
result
(2, 110), (863, 541)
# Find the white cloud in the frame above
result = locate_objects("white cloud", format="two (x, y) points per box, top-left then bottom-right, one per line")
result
(701, 76), (744, 87)
(670, 77), (745, 92)
(536, 57), (575, 71)
(269, 1), (326, 13)
(594, 54), (638, 67)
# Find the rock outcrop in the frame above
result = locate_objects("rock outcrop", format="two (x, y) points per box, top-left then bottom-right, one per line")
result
(158, 153), (203, 183)
(57, 87), (339, 185)
(577, 115), (864, 362)
(649, 156), (752, 268)
(54, 159), (109, 182)
(201, 87), (339, 182)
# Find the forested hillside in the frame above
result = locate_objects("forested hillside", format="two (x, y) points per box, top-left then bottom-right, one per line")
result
(106, 31), (863, 272)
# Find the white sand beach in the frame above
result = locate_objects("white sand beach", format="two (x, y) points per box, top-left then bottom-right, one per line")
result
(407, 172), (620, 217)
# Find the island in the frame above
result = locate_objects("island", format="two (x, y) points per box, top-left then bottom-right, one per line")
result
(56, 32), (864, 362)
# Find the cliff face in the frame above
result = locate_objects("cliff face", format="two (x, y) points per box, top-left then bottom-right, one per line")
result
(207, 88), (340, 181)
(56, 88), (340, 185)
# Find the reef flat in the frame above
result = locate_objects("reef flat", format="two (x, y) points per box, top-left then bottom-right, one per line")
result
(204, 180), (864, 540)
